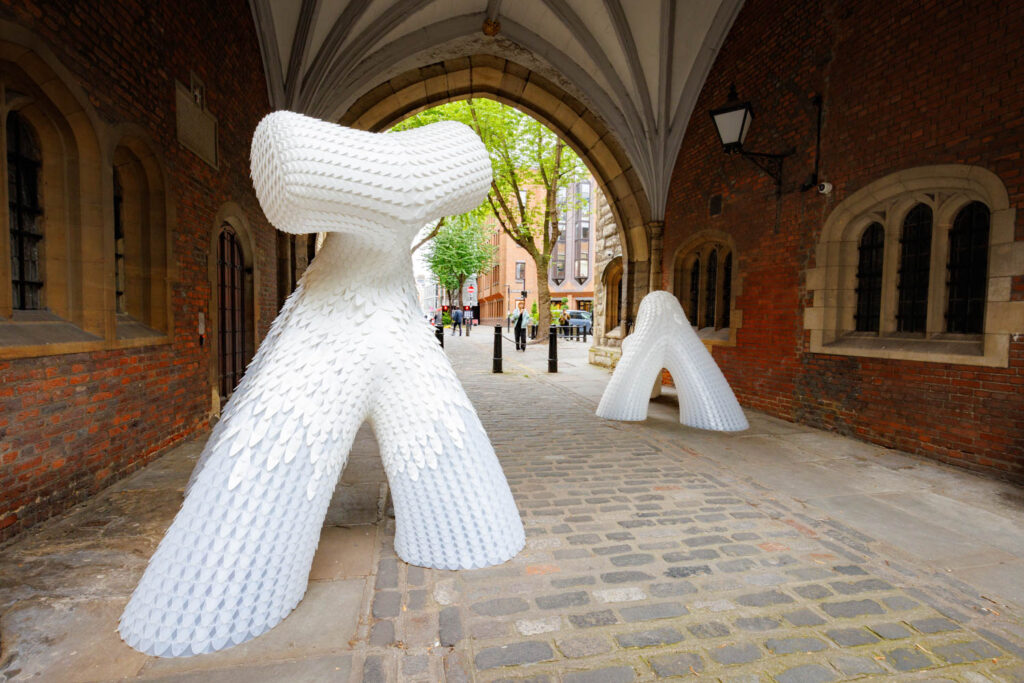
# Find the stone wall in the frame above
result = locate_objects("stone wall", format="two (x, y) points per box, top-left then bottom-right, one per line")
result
(663, 0), (1024, 481)
(0, 0), (276, 541)
(589, 189), (624, 367)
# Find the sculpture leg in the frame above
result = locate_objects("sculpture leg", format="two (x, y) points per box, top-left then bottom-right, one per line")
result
(664, 340), (750, 432)
(371, 371), (524, 570)
(118, 413), (359, 657)
(595, 338), (666, 421)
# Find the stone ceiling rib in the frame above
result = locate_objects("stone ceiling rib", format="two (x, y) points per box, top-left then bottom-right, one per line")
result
(602, 0), (654, 134)
(301, 0), (372, 105)
(484, 0), (502, 22)
(536, 0), (645, 142)
(284, 0), (321, 107)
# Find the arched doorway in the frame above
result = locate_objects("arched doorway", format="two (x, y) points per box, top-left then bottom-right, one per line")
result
(336, 57), (650, 328)
(217, 225), (247, 400)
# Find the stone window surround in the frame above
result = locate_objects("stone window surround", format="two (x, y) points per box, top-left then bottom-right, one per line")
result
(0, 33), (176, 360)
(805, 165), (1021, 367)
(669, 230), (742, 346)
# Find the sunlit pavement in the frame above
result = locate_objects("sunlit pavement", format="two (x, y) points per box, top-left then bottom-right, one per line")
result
(1, 330), (1022, 681)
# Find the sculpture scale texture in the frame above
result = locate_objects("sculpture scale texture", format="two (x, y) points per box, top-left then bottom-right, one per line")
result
(119, 112), (525, 657)
(596, 290), (749, 431)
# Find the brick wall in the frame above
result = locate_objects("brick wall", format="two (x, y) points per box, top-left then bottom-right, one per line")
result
(0, 0), (276, 541)
(664, 0), (1024, 480)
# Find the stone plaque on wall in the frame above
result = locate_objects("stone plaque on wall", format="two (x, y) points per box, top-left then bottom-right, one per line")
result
(175, 80), (218, 168)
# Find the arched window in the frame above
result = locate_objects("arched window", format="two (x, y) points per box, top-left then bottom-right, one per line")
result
(673, 239), (735, 335)
(112, 168), (126, 314)
(806, 165), (1018, 367)
(946, 202), (989, 333)
(705, 249), (718, 328)
(688, 255), (700, 324)
(7, 111), (42, 310)
(897, 204), (932, 333)
(855, 222), (884, 332)
(604, 258), (623, 331)
(218, 226), (247, 400)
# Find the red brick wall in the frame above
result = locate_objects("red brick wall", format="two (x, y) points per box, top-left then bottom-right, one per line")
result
(0, 0), (277, 541)
(664, 0), (1024, 480)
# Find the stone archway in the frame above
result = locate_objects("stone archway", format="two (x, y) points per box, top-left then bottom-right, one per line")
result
(336, 54), (654, 328)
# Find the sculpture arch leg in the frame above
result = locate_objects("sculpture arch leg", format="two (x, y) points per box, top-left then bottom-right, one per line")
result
(595, 338), (666, 421)
(372, 359), (524, 570)
(119, 405), (363, 657)
(596, 291), (748, 431)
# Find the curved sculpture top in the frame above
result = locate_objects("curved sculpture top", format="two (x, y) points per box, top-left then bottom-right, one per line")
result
(596, 290), (748, 432)
(251, 112), (492, 237)
(119, 113), (524, 658)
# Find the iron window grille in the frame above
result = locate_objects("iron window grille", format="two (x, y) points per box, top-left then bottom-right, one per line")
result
(7, 112), (43, 310)
(705, 249), (718, 328)
(688, 256), (700, 324)
(113, 168), (126, 314)
(721, 252), (732, 329)
(218, 227), (246, 400)
(854, 222), (884, 332)
(896, 204), (932, 333)
(946, 201), (989, 333)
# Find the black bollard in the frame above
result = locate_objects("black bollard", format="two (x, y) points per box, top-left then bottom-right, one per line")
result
(435, 322), (444, 348)
(492, 325), (502, 373)
(583, 326), (588, 343)
(548, 325), (558, 373)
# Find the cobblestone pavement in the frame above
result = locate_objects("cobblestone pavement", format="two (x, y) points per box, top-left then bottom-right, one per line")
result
(349, 337), (1024, 682)
(1, 333), (1022, 681)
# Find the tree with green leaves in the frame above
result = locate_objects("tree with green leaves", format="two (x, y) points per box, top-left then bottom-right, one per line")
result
(393, 99), (587, 340)
(425, 213), (494, 311)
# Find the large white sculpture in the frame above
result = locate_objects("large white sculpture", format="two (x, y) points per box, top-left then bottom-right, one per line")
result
(596, 290), (748, 431)
(119, 113), (525, 657)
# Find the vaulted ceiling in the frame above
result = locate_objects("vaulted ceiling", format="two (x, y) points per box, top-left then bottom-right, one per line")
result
(247, 0), (744, 221)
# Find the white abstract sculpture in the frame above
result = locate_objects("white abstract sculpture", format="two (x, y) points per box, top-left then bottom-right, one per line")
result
(596, 290), (748, 431)
(118, 112), (525, 657)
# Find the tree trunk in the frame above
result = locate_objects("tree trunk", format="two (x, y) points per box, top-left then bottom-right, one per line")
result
(533, 274), (553, 343)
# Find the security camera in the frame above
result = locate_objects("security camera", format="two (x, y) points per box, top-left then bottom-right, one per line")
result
(817, 182), (833, 195)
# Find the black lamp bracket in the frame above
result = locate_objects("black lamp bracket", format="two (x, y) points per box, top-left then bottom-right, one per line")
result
(729, 147), (795, 197)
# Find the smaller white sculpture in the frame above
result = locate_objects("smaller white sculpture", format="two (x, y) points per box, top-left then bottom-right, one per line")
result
(596, 290), (748, 431)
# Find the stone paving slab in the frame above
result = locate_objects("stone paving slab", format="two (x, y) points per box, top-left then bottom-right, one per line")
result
(0, 334), (1022, 682)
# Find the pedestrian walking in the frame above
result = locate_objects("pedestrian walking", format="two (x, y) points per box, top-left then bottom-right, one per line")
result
(511, 299), (530, 351)
(451, 307), (463, 336)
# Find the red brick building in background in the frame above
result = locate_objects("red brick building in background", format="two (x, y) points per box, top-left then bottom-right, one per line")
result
(663, 0), (1024, 481)
(0, 0), (308, 542)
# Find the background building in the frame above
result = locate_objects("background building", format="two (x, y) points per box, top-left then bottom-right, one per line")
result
(549, 180), (595, 311)
(477, 178), (597, 324)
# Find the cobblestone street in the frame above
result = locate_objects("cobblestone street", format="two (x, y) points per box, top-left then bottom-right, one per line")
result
(1, 333), (1023, 681)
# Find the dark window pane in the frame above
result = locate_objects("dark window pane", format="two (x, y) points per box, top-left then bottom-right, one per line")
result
(113, 168), (126, 313)
(688, 256), (700, 325)
(218, 227), (247, 399)
(946, 201), (989, 333)
(7, 111), (43, 310)
(705, 249), (718, 328)
(855, 222), (884, 332)
(721, 252), (732, 328)
(897, 204), (932, 333)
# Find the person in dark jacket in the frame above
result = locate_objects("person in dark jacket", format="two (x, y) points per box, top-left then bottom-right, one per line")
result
(451, 306), (463, 335)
